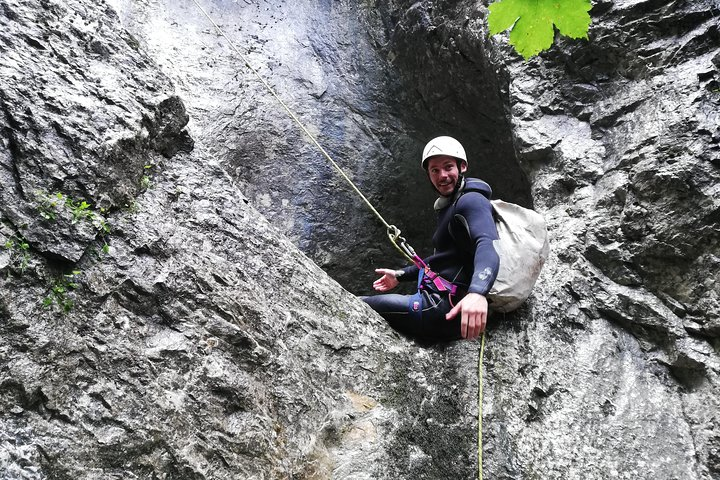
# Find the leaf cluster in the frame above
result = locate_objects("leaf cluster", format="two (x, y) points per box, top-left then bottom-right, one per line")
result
(65, 197), (94, 224)
(34, 191), (111, 235)
(43, 270), (81, 314)
(3, 235), (30, 275)
(36, 191), (63, 221)
(488, 0), (592, 59)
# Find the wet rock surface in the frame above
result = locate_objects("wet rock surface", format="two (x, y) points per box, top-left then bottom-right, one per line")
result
(0, 0), (192, 263)
(1, 0), (719, 479)
(482, 0), (720, 478)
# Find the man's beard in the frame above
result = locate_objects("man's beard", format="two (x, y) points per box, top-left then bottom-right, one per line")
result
(435, 173), (465, 197)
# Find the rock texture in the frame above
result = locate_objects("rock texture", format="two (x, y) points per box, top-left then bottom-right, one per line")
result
(1, 1), (480, 479)
(481, 0), (720, 477)
(1, 0), (719, 479)
(0, 0), (192, 263)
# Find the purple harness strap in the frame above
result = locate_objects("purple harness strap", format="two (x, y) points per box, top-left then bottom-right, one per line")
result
(411, 255), (458, 296)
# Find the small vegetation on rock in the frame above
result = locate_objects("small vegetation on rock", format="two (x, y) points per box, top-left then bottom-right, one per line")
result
(65, 197), (94, 224)
(35, 191), (62, 221)
(42, 270), (81, 314)
(35, 191), (111, 234)
(140, 163), (154, 190)
(3, 235), (30, 275)
(488, 0), (592, 59)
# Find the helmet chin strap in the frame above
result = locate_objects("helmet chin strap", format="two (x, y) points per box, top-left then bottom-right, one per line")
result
(451, 173), (465, 197)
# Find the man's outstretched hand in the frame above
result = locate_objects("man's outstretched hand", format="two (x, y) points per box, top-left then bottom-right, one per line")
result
(446, 292), (488, 339)
(372, 268), (400, 292)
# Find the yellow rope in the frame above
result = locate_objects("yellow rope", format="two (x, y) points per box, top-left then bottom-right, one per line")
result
(478, 331), (486, 480)
(189, 0), (395, 233)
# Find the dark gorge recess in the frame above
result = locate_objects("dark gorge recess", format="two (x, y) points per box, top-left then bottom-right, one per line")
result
(218, 0), (531, 294)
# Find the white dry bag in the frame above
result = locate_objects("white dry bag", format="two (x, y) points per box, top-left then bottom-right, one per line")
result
(487, 200), (549, 312)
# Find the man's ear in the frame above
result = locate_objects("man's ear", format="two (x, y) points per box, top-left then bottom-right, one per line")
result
(459, 160), (468, 173)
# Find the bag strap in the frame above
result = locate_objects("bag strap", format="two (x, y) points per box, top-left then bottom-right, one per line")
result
(447, 181), (496, 242)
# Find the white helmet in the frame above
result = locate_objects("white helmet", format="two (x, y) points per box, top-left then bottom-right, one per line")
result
(421, 136), (467, 169)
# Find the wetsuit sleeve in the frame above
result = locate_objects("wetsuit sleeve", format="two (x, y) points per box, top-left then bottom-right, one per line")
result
(398, 264), (419, 281)
(453, 193), (500, 295)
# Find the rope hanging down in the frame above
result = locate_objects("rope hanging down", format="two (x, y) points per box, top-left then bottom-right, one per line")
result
(478, 331), (485, 480)
(188, 0), (416, 263)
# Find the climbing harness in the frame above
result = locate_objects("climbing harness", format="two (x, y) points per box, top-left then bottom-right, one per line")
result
(188, 2), (486, 476)
(406, 248), (460, 320)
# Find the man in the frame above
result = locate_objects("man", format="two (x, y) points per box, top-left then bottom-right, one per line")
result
(362, 136), (499, 341)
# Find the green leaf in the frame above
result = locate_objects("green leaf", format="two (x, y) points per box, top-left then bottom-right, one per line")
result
(488, 0), (525, 34)
(488, 0), (592, 59)
(62, 299), (74, 313)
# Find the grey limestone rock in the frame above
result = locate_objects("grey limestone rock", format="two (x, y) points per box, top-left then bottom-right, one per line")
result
(1, 0), (719, 478)
(0, 0), (192, 263)
(483, 0), (720, 478)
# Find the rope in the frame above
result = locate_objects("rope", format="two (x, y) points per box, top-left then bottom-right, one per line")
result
(188, 0), (403, 240)
(478, 331), (486, 480)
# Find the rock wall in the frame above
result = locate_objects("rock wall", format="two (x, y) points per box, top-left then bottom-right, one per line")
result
(1, 0), (719, 479)
(485, 0), (720, 477)
(0, 1), (481, 479)
(103, 0), (424, 295)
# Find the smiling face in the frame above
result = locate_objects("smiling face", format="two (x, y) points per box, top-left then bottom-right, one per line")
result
(426, 155), (468, 197)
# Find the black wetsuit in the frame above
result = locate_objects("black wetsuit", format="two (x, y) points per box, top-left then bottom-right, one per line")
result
(363, 178), (500, 341)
